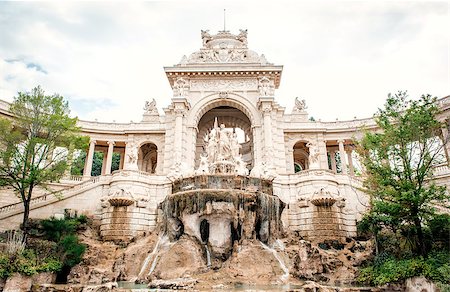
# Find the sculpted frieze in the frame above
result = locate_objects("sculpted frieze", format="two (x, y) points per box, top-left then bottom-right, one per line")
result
(190, 78), (258, 91)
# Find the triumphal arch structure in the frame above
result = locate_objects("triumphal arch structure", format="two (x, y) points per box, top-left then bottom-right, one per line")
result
(1, 29), (449, 243)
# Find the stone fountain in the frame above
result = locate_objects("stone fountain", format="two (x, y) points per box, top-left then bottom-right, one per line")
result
(158, 120), (285, 265)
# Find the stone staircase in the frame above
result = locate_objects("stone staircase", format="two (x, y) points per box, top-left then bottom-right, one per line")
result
(0, 176), (110, 220)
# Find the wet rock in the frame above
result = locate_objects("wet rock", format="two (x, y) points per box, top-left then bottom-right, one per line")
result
(258, 220), (269, 243)
(221, 240), (287, 283)
(148, 278), (197, 290)
(68, 229), (122, 285)
(151, 235), (206, 279)
(112, 234), (158, 281)
(167, 217), (183, 241)
(4, 273), (32, 292)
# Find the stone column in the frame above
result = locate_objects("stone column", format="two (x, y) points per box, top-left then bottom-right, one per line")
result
(330, 150), (337, 173)
(101, 150), (107, 175)
(346, 147), (354, 176)
(84, 139), (96, 178)
(105, 141), (115, 175)
(338, 139), (347, 174)
(258, 99), (274, 166)
(119, 150), (125, 170)
(288, 148), (295, 173)
(318, 135), (328, 169)
(252, 126), (263, 167)
(441, 126), (450, 165)
(171, 99), (189, 165)
(156, 149), (163, 174)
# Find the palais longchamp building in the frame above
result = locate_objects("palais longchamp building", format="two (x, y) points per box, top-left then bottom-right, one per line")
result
(0, 30), (449, 243)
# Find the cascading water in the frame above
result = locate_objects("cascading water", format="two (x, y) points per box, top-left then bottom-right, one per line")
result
(138, 235), (163, 278)
(260, 242), (289, 282)
(137, 234), (170, 279)
(204, 244), (211, 267)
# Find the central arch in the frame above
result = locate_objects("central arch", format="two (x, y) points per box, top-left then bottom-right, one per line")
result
(187, 92), (262, 128)
(188, 92), (260, 170)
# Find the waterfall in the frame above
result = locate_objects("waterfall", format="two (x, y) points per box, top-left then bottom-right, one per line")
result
(148, 235), (172, 276)
(138, 234), (167, 278)
(260, 242), (289, 282)
(204, 244), (211, 267)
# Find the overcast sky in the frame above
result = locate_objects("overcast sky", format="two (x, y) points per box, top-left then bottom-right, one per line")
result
(0, 1), (449, 122)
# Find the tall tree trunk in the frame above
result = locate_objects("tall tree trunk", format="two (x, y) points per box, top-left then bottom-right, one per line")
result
(414, 216), (426, 257)
(22, 199), (30, 240)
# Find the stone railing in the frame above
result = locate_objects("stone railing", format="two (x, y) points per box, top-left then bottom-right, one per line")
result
(0, 176), (108, 217)
(432, 163), (450, 177)
(61, 175), (84, 182)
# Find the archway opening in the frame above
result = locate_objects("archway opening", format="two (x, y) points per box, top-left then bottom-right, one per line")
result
(138, 143), (157, 173)
(293, 142), (310, 172)
(195, 106), (253, 170)
(200, 219), (210, 243)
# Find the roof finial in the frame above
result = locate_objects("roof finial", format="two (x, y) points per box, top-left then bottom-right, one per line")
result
(223, 9), (226, 31)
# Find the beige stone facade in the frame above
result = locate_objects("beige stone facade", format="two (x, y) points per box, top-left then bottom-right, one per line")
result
(0, 30), (449, 241)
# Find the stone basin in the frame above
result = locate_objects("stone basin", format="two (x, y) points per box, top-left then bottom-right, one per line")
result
(310, 197), (336, 207)
(108, 197), (135, 206)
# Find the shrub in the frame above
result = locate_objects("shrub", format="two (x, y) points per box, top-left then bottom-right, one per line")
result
(40, 217), (80, 242)
(36, 257), (63, 273)
(58, 235), (86, 268)
(357, 251), (450, 286)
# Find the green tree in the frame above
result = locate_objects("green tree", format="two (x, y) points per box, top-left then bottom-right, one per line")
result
(357, 92), (449, 256)
(0, 86), (88, 233)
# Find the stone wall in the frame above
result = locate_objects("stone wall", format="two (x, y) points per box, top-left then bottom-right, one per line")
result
(99, 205), (157, 241)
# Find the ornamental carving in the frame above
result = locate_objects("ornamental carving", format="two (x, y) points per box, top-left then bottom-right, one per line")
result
(293, 97), (307, 112)
(180, 30), (271, 65)
(190, 79), (258, 91)
(173, 77), (189, 97)
(143, 99), (158, 115)
(258, 77), (275, 97)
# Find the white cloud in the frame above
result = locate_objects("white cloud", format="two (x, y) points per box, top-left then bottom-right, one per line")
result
(0, 1), (448, 122)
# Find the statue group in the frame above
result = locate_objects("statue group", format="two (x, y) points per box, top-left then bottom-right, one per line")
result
(196, 118), (248, 175)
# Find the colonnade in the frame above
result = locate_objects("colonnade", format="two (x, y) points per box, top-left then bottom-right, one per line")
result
(83, 140), (125, 178)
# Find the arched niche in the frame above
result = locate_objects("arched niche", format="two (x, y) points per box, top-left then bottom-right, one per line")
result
(293, 141), (310, 172)
(195, 106), (254, 169)
(138, 143), (157, 174)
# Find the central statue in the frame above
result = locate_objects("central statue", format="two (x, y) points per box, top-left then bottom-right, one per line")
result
(196, 118), (248, 175)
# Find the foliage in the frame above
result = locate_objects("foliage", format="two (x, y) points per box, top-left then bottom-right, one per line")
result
(40, 215), (86, 268)
(357, 251), (450, 286)
(0, 215), (87, 279)
(0, 86), (88, 232)
(57, 234), (86, 267)
(356, 91), (449, 256)
(0, 249), (63, 279)
(40, 216), (84, 242)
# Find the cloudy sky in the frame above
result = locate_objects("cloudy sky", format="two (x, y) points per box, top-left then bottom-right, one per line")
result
(0, 1), (449, 122)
